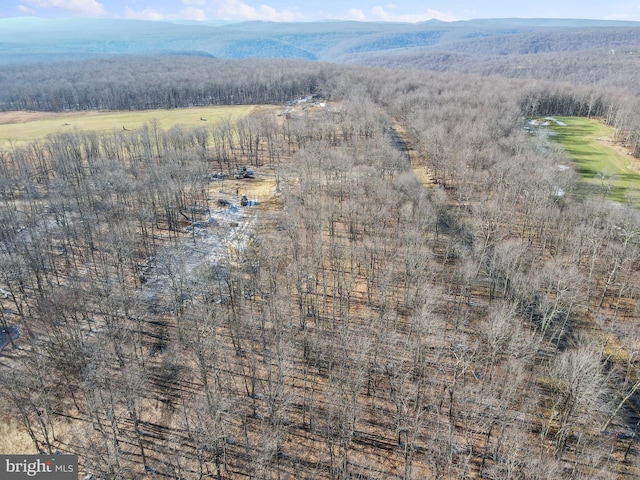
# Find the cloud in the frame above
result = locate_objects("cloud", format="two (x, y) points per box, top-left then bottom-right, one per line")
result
(345, 8), (366, 21)
(125, 6), (165, 20)
(21, 0), (105, 16)
(180, 6), (207, 20)
(16, 4), (36, 14)
(125, 4), (208, 21)
(207, 0), (303, 21)
(15, 0), (456, 23)
(335, 5), (458, 22)
(370, 5), (457, 22)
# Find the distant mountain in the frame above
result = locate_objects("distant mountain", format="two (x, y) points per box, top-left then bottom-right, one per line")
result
(0, 17), (638, 64)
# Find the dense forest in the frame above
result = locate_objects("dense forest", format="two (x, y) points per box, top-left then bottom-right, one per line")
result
(356, 47), (640, 95)
(0, 58), (331, 111)
(1, 56), (639, 156)
(1, 24), (640, 480)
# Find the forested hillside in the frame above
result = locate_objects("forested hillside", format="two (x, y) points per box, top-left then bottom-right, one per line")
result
(0, 17), (638, 64)
(355, 45), (640, 94)
(0, 52), (640, 479)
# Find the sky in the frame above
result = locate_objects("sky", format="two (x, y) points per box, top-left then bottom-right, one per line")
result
(1, 0), (639, 22)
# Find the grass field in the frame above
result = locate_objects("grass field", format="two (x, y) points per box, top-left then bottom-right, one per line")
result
(0, 105), (254, 149)
(548, 116), (640, 204)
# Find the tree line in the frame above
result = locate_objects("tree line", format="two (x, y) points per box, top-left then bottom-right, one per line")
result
(0, 57), (335, 111)
(1, 55), (639, 157)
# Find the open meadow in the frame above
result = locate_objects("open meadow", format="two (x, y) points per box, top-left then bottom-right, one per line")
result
(549, 116), (640, 204)
(0, 105), (254, 149)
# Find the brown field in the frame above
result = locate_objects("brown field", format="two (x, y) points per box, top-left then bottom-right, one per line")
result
(0, 105), (254, 149)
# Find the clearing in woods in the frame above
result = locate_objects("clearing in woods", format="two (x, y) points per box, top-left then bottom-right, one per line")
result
(0, 105), (254, 149)
(548, 116), (640, 204)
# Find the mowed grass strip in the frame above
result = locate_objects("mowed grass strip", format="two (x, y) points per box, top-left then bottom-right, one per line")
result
(0, 105), (254, 149)
(549, 116), (640, 204)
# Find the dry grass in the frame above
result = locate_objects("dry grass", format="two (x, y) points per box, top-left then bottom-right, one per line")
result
(0, 414), (38, 454)
(223, 174), (279, 204)
(411, 165), (434, 188)
(0, 105), (255, 149)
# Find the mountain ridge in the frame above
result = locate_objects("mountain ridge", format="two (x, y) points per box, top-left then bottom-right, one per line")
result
(1, 17), (639, 64)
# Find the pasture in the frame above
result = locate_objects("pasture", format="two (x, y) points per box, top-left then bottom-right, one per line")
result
(549, 116), (640, 204)
(0, 105), (254, 149)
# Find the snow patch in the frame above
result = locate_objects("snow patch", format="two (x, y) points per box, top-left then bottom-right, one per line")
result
(545, 116), (566, 126)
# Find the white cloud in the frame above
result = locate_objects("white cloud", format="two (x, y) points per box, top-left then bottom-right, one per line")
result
(16, 4), (36, 14)
(370, 5), (457, 22)
(125, 6), (165, 20)
(21, 0), (105, 16)
(180, 6), (207, 20)
(345, 8), (366, 21)
(208, 0), (303, 21)
(333, 5), (458, 22)
(125, 4), (208, 21)
(118, 1), (455, 23)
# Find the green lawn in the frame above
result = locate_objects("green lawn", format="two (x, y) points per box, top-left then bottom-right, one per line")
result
(0, 105), (254, 149)
(548, 116), (640, 204)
